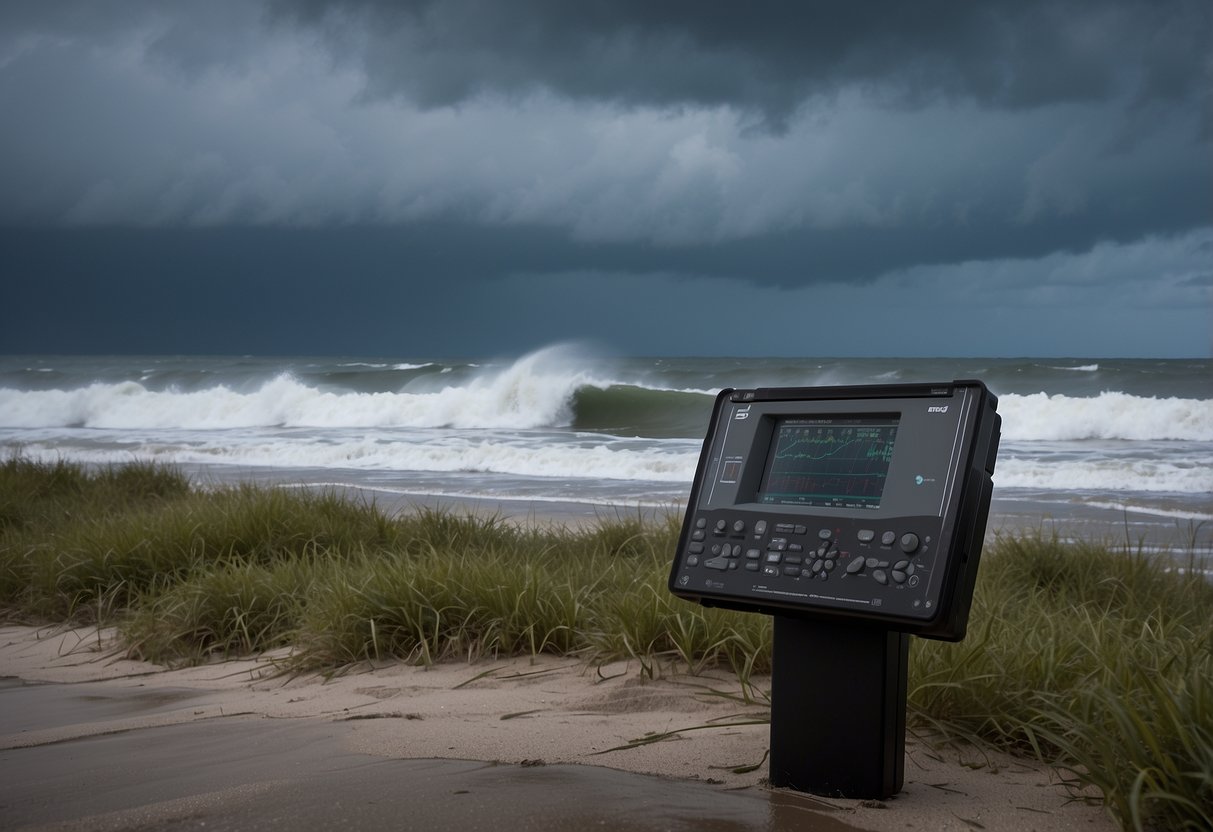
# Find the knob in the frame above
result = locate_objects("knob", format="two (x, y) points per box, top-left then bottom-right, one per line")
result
(900, 533), (920, 553)
(733, 519), (746, 534)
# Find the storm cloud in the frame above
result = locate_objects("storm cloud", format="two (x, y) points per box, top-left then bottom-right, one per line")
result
(0, 0), (1209, 355)
(277, 0), (1208, 118)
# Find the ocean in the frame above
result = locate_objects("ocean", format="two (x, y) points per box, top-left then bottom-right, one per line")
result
(1, 346), (1210, 549)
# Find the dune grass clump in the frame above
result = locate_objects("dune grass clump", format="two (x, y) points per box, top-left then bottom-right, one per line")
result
(122, 557), (325, 663)
(290, 508), (770, 679)
(1033, 659), (1211, 832)
(0, 454), (195, 612)
(911, 531), (1213, 830)
(0, 455), (400, 621)
(0, 453), (191, 533)
(293, 548), (584, 665)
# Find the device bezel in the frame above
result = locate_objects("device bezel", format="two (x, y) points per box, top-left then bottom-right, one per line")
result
(668, 380), (999, 640)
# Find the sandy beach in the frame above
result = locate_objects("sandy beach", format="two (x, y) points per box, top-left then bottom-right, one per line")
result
(1, 624), (1114, 831)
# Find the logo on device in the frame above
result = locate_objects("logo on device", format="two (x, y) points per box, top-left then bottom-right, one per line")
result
(927, 406), (949, 413)
(734, 405), (752, 420)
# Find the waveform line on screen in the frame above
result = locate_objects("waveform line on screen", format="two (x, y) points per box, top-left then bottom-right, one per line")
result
(774, 431), (895, 466)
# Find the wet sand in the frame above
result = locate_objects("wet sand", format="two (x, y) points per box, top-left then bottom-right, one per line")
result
(1, 701), (858, 832)
(0, 626), (1114, 832)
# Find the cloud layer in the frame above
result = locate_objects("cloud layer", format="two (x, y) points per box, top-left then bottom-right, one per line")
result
(2, 3), (1207, 241)
(279, 0), (1208, 118)
(0, 0), (1208, 355)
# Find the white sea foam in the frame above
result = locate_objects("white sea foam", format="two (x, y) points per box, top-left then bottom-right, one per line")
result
(9, 424), (1209, 493)
(1049, 363), (1099, 372)
(336, 361), (434, 370)
(1078, 500), (1213, 523)
(2, 378), (1210, 443)
(994, 456), (1213, 494)
(12, 433), (702, 483)
(0, 346), (610, 432)
(998, 392), (1213, 442)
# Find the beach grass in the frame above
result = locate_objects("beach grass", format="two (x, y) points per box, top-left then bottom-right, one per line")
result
(911, 531), (1212, 830)
(1, 456), (1209, 830)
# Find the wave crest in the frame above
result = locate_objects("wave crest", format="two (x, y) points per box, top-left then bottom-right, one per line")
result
(999, 392), (1212, 442)
(0, 345), (608, 431)
(2, 360), (1210, 444)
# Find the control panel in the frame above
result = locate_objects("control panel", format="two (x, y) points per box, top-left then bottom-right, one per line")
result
(669, 381), (1000, 640)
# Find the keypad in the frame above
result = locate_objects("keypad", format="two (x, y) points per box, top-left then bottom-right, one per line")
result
(680, 512), (932, 599)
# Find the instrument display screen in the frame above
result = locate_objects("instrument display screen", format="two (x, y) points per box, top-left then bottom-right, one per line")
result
(757, 417), (899, 510)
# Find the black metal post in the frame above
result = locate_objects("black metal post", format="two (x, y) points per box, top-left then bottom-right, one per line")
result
(768, 615), (910, 799)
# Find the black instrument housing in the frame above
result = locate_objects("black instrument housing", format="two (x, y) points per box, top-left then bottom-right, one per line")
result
(668, 380), (1000, 641)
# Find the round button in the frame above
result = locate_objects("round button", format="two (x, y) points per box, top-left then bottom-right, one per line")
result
(715, 519), (727, 533)
(733, 520), (746, 534)
(900, 533), (920, 553)
(881, 531), (897, 546)
(695, 517), (707, 529)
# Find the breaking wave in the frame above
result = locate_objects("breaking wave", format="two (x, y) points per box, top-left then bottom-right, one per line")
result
(1, 378), (1208, 443)
(1, 348), (1209, 496)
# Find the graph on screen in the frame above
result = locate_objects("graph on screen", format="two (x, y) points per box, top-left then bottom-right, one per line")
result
(758, 417), (899, 509)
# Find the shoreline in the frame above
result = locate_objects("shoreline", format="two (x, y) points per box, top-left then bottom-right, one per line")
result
(172, 462), (1213, 552)
(0, 624), (1114, 832)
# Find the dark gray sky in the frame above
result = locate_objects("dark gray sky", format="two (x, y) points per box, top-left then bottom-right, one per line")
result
(1, 0), (1209, 357)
